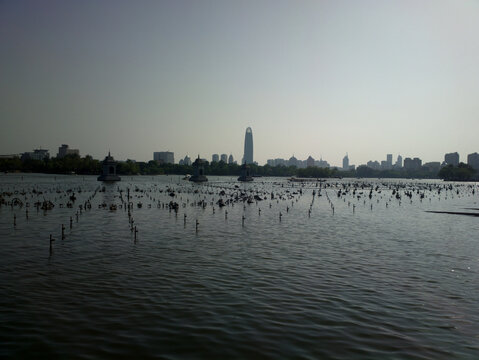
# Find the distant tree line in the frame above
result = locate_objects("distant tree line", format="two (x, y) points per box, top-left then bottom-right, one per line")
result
(1, 156), (477, 181)
(0, 154), (101, 175)
(437, 163), (477, 181)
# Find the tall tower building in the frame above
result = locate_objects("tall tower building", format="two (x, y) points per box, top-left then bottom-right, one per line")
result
(243, 127), (253, 164)
(396, 155), (403, 168)
(342, 153), (349, 170)
(386, 154), (393, 168)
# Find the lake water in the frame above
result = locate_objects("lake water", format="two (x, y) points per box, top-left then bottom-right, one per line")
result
(1, 174), (478, 359)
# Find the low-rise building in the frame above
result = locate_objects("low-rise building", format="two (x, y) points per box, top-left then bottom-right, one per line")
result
(22, 149), (50, 161)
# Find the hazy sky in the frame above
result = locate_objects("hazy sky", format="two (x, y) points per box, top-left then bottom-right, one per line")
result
(1, 0), (478, 166)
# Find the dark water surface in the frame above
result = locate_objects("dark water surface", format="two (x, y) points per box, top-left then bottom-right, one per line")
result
(1, 174), (478, 359)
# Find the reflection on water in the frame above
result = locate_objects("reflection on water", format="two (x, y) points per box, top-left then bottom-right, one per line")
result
(1, 174), (478, 359)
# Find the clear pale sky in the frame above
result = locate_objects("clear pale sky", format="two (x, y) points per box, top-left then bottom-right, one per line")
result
(1, 0), (478, 166)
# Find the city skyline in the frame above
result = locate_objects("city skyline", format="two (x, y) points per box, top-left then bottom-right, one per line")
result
(1, 1), (478, 166)
(9, 141), (479, 171)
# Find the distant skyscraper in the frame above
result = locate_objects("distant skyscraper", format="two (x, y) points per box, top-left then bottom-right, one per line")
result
(342, 153), (349, 170)
(228, 154), (234, 164)
(404, 157), (422, 170)
(395, 155), (403, 168)
(153, 151), (174, 164)
(57, 144), (79, 158)
(220, 154), (228, 163)
(183, 155), (191, 166)
(387, 154), (393, 168)
(444, 152), (459, 166)
(212, 154), (219, 162)
(243, 127), (253, 164)
(467, 152), (479, 170)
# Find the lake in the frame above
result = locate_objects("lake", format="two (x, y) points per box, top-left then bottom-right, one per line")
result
(1, 173), (478, 359)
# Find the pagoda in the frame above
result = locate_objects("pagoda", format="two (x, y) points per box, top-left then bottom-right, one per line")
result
(97, 152), (121, 182)
(189, 156), (208, 182)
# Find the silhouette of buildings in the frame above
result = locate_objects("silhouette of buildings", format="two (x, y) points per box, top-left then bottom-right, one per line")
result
(266, 156), (330, 168)
(21, 149), (50, 161)
(212, 154), (219, 163)
(467, 152), (479, 170)
(424, 162), (441, 173)
(220, 154), (228, 163)
(342, 154), (349, 171)
(444, 152), (459, 166)
(228, 154), (234, 164)
(366, 160), (380, 170)
(306, 156), (315, 168)
(403, 157), (422, 170)
(395, 155), (403, 168)
(0, 154), (21, 159)
(288, 155), (298, 167)
(316, 158), (330, 168)
(387, 154), (393, 168)
(57, 144), (79, 158)
(154, 151), (174, 164)
(243, 127), (253, 164)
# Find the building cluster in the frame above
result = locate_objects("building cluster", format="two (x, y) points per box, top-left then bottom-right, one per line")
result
(0, 144), (81, 162)
(3, 128), (479, 177)
(210, 154), (235, 164)
(267, 156), (330, 169)
(155, 127), (254, 167)
(359, 151), (479, 173)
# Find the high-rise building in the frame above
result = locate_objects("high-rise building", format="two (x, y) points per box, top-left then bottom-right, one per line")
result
(220, 154), (227, 163)
(306, 156), (315, 168)
(57, 144), (79, 158)
(467, 152), (479, 170)
(342, 153), (349, 170)
(228, 154), (234, 164)
(444, 152), (459, 166)
(212, 154), (219, 162)
(153, 151), (174, 164)
(387, 154), (393, 168)
(404, 157), (422, 170)
(243, 127), (253, 164)
(183, 155), (191, 166)
(395, 155), (403, 168)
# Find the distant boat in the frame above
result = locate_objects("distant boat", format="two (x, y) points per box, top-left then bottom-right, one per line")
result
(183, 174), (191, 180)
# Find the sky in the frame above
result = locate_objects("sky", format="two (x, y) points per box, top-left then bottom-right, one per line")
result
(1, 0), (478, 167)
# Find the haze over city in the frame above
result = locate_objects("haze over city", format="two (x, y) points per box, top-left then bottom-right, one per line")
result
(1, 0), (478, 166)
